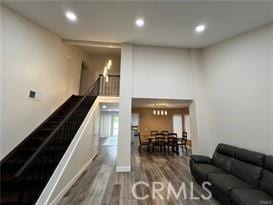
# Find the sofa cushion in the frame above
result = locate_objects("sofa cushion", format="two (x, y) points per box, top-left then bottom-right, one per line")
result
(232, 159), (263, 187)
(236, 148), (265, 167)
(191, 155), (212, 164)
(215, 143), (237, 157)
(191, 163), (225, 182)
(264, 155), (273, 171)
(231, 189), (273, 205)
(208, 173), (252, 196)
(210, 185), (231, 205)
(260, 170), (273, 196)
(260, 156), (273, 196)
(213, 152), (234, 173)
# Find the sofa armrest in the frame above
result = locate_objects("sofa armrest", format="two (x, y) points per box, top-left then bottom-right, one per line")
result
(191, 155), (212, 164)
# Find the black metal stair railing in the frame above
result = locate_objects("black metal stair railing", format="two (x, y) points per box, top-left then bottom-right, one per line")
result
(14, 78), (100, 204)
(99, 74), (120, 96)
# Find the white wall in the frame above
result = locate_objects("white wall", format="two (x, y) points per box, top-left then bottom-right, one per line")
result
(270, 25), (273, 154)
(0, 6), (90, 159)
(129, 25), (273, 156)
(118, 25), (273, 165)
(117, 44), (196, 171)
(116, 44), (133, 172)
(196, 24), (273, 155)
(133, 45), (193, 100)
(0, 6), (3, 154)
(190, 49), (211, 154)
(90, 54), (121, 77)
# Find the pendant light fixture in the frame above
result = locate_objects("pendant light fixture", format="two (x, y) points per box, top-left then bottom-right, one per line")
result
(103, 59), (112, 83)
(153, 104), (168, 116)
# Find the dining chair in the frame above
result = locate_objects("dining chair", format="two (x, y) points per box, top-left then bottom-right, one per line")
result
(138, 132), (149, 152)
(178, 131), (188, 153)
(150, 130), (159, 136)
(160, 130), (169, 135)
(166, 133), (179, 154)
(160, 131), (169, 144)
(153, 133), (166, 153)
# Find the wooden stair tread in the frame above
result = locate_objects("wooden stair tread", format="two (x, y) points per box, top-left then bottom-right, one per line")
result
(0, 94), (96, 204)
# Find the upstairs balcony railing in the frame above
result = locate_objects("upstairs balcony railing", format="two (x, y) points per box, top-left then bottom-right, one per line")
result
(99, 74), (120, 96)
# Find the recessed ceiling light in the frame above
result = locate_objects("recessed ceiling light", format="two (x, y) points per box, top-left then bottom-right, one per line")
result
(135, 18), (145, 27)
(195, 24), (206, 33)
(102, 105), (106, 109)
(108, 109), (112, 112)
(65, 11), (77, 22)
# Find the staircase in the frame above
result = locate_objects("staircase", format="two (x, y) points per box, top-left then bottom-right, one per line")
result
(0, 79), (100, 205)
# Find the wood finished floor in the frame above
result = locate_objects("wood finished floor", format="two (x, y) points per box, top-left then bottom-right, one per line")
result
(58, 138), (220, 205)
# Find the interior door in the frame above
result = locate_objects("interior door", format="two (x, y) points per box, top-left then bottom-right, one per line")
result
(111, 114), (119, 137)
(173, 114), (183, 137)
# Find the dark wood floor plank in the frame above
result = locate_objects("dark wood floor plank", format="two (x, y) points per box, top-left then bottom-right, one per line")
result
(58, 138), (220, 205)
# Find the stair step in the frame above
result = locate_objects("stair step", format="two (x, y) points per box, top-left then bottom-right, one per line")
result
(0, 192), (27, 205)
(19, 146), (66, 153)
(39, 128), (54, 132)
(47, 121), (60, 125)
(1, 173), (50, 185)
(0, 186), (44, 205)
(0, 172), (15, 184)
(0, 94), (95, 204)
(39, 127), (79, 133)
(26, 136), (47, 144)
(2, 157), (59, 173)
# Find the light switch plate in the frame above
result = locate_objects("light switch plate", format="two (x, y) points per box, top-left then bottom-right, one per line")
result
(28, 90), (42, 101)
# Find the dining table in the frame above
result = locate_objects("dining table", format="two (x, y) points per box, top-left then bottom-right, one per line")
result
(142, 133), (180, 154)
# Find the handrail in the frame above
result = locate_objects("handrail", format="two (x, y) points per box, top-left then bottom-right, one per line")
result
(99, 74), (120, 77)
(99, 74), (120, 96)
(0, 95), (75, 166)
(15, 78), (100, 179)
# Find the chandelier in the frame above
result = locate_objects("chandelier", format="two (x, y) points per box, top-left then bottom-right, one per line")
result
(103, 59), (112, 82)
(153, 104), (167, 116)
(153, 110), (168, 116)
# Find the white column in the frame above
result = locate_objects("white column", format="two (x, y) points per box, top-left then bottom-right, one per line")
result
(116, 44), (133, 172)
(269, 25), (273, 154)
(0, 5), (3, 159)
(190, 49), (211, 155)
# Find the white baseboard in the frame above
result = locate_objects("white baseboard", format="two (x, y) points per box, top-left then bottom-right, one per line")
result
(49, 157), (94, 205)
(116, 166), (131, 172)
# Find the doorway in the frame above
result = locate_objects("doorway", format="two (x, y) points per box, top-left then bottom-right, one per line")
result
(79, 61), (96, 95)
(99, 112), (119, 138)
(99, 111), (119, 146)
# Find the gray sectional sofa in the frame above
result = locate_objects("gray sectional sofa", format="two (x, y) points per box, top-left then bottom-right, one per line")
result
(190, 144), (273, 205)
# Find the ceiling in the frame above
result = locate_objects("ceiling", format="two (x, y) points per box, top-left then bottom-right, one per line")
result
(64, 40), (121, 55)
(100, 103), (119, 112)
(132, 98), (191, 109)
(4, 1), (273, 48)
(72, 45), (121, 55)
